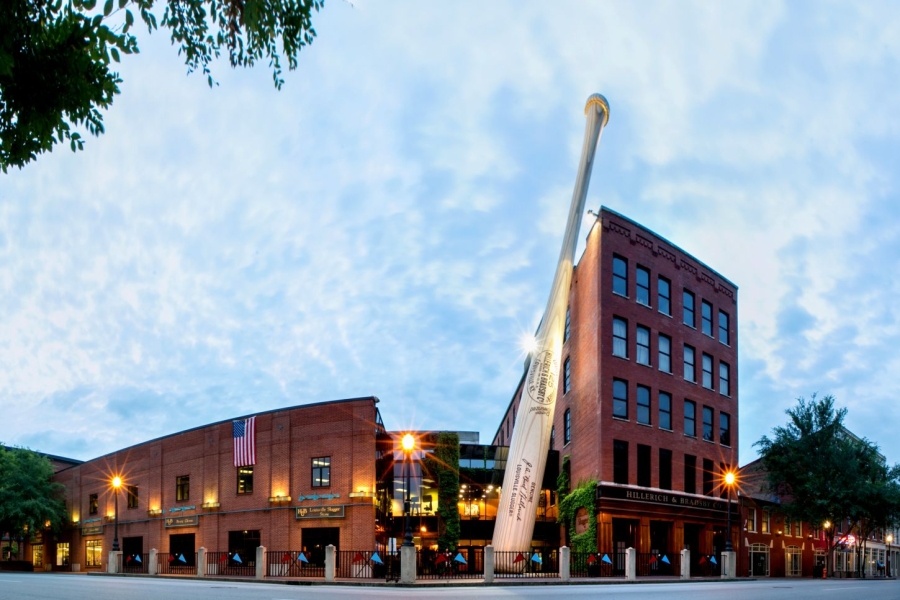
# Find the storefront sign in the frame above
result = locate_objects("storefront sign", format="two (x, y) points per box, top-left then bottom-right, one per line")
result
(164, 515), (199, 528)
(597, 485), (728, 513)
(295, 505), (345, 519)
(81, 525), (104, 536)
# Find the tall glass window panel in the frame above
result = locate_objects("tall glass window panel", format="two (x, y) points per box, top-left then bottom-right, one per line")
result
(683, 290), (695, 327)
(613, 317), (628, 358)
(701, 300), (713, 336)
(703, 406), (714, 442)
(564, 409), (571, 445)
(683, 345), (695, 382)
(564, 307), (571, 342)
(702, 353), (713, 389)
(684, 400), (696, 437)
(637, 444), (651, 487)
(636, 326), (650, 366)
(659, 392), (672, 430)
(563, 357), (571, 394)
(636, 266), (650, 306)
(719, 361), (730, 396)
(659, 449), (673, 490)
(720, 412), (731, 446)
(658, 334), (671, 373)
(613, 440), (629, 484)
(684, 455), (697, 494)
(613, 256), (628, 296)
(658, 276), (671, 315)
(613, 379), (628, 419)
(719, 310), (730, 345)
(637, 385), (651, 425)
(703, 459), (714, 495)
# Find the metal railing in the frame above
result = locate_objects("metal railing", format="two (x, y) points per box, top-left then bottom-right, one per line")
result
(156, 553), (197, 575)
(416, 548), (484, 579)
(335, 550), (396, 580)
(117, 553), (149, 574)
(493, 550), (559, 578)
(637, 552), (679, 576)
(569, 552), (624, 577)
(692, 553), (720, 577)
(205, 551), (255, 577)
(266, 551), (324, 578)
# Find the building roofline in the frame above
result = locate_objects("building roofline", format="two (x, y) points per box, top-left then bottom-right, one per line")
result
(599, 206), (739, 290)
(1, 444), (84, 466)
(55, 396), (380, 471)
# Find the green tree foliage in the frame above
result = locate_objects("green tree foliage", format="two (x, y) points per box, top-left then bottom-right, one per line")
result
(754, 394), (900, 576)
(424, 432), (460, 553)
(0, 446), (69, 557)
(0, 0), (322, 171)
(557, 477), (597, 554)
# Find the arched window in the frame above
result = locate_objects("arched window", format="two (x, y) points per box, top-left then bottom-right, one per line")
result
(564, 409), (571, 445)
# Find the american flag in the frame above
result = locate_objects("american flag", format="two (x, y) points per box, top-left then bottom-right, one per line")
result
(233, 416), (256, 467)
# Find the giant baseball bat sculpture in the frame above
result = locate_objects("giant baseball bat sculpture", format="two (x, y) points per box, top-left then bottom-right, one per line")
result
(492, 94), (610, 558)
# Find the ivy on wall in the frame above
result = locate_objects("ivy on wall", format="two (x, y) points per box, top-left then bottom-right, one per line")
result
(424, 432), (461, 552)
(557, 455), (597, 554)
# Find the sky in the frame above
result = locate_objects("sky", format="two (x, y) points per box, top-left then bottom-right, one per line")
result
(2, 1), (900, 467)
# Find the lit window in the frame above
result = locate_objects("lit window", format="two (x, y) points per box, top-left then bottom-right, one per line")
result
(613, 255), (628, 296)
(762, 509), (771, 534)
(658, 276), (671, 316)
(613, 317), (628, 358)
(564, 409), (571, 445)
(237, 466), (254, 494)
(702, 300), (713, 336)
(659, 392), (672, 430)
(176, 476), (190, 501)
(719, 362), (730, 396)
(684, 345), (696, 382)
(720, 412), (731, 446)
(636, 326), (650, 366)
(702, 353), (714, 389)
(719, 310), (730, 345)
(563, 357), (571, 394)
(312, 457), (331, 488)
(89, 493), (98, 515)
(658, 334), (671, 373)
(683, 290), (695, 327)
(636, 266), (650, 306)
(85, 540), (102, 568)
(127, 485), (138, 509)
(684, 400), (696, 437)
(637, 385), (651, 425)
(613, 379), (628, 419)
(703, 406), (714, 442)
(747, 508), (757, 532)
(56, 543), (70, 567)
(795, 521), (801, 537)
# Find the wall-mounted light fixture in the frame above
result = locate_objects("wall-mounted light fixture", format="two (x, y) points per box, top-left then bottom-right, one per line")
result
(147, 508), (163, 517)
(349, 490), (374, 499)
(268, 495), (292, 504)
(201, 501), (221, 510)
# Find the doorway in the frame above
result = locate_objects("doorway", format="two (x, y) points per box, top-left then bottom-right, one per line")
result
(302, 527), (340, 568)
(683, 523), (703, 576)
(612, 518), (638, 575)
(169, 533), (195, 567)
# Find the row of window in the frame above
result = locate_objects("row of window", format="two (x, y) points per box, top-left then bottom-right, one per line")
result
(85, 459), (332, 512)
(611, 317), (731, 396)
(745, 507), (803, 537)
(612, 255), (731, 345)
(611, 439), (731, 496)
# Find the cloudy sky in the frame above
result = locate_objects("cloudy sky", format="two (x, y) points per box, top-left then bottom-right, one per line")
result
(2, 1), (900, 466)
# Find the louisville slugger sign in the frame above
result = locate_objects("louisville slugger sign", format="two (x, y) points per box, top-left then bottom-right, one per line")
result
(492, 94), (610, 558)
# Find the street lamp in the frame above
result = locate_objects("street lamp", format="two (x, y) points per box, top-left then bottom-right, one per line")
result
(887, 534), (893, 577)
(401, 434), (415, 547)
(724, 471), (736, 552)
(111, 476), (122, 552)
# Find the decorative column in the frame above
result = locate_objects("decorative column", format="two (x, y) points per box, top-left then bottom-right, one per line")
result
(626, 547), (636, 581)
(680, 548), (690, 580)
(325, 545), (335, 581)
(483, 545), (495, 584)
(559, 546), (570, 581)
(256, 546), (266, 580)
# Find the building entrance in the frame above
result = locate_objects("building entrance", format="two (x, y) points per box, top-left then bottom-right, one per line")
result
(683, 523), (703, 576)
(302, 527), (340, 568)
(169, 533), (195, 567)
(612, 518), (638, 576)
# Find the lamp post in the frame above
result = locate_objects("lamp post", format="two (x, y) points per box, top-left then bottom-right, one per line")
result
(111, 476), (122, 552)
(724, 471), (736, 552)
(401, 434), (415, 547)
(887, 534), (893, 577)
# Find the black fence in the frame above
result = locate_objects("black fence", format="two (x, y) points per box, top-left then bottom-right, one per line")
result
(335, 550), (397, 580)
(417, 548), (484, 580)
(117, 553), (149, 574)
(569, 552), (625, 577)
(205, 551), (255, 577)
(637, 552), (679, 576)
(266, 551), (324, 578)
(156, 553), (197, 575)
(494, 549), (559, 578)
(692, 553), (721, 577)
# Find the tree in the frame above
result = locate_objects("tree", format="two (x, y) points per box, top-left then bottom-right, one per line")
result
(424, 432), (460, 553)
(0, 0), (322, 172)
(754, 394), (889, 577)
(0, 446), (69, 559)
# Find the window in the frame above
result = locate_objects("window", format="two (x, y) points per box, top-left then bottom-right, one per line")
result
(613, 440), (629, 484)
(703, 406), (714, 442)
(89, 493), (98, 515)
(659, 449), (672, 490)
(312, 457), (331, 487)
(56, 542), (69, 567)
(719, 361), (730, 396)
(564, 409), (571, 445)
(684, 454), (697, 494)
(564, 307), (571, 342)
(613, 379), (628, 419)
(636, 325), (650, 366)
(747, 508), (757, 532)
(549, 426), (555, 450)
(684, 400), (696, 437)
(126, 485), (138, 509)
(683, 290), (695, 326)
(702, 353), (714, 389)
(762, 508), (771, 534)
(702, 458), (714, 496)
(637, 444), (651, 487)
(85, 540), (102, 568)
(613, 255), (628, 296)
(658, 334), (671, 373)
(237, 466), (254, 494)
(637, 385), (651, 425)
(658, 276), (671, 316)
(659, 392), (672, 430)
(701, 300), (713, 336)
(719, 310), (730, 345)
(795, 520), (801, 537)
(785, 517), (792, 536)
(176, 475), (190, 501)
(563, 357), (571, 394)
(720, 412), (731, 447)
(636, 266), (650, 306)
(683, 345), (695, 382)
(613, 317), (628, 358)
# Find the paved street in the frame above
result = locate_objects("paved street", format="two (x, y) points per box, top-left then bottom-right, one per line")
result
(1, 574), (898, 600)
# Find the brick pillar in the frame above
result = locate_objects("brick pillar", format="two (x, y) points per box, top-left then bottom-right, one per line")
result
(680, 548), (690, 580)
(400, 545), (416, 584)
(256, 546), (266, 580)
(197, 547), (206, 577)
(626, 547), (636, 581)
(325, 545), (335, 582)
(149, 549), (158, 576)
(484, 545), (494, 584)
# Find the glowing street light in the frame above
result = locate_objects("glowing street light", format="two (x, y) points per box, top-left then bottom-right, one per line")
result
(401, 434), (416, 547)
(111, 476), (122, 552)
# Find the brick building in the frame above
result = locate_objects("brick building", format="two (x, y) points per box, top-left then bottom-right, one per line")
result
(36, 397), (384, 571)
(493, 207), (739, 572)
